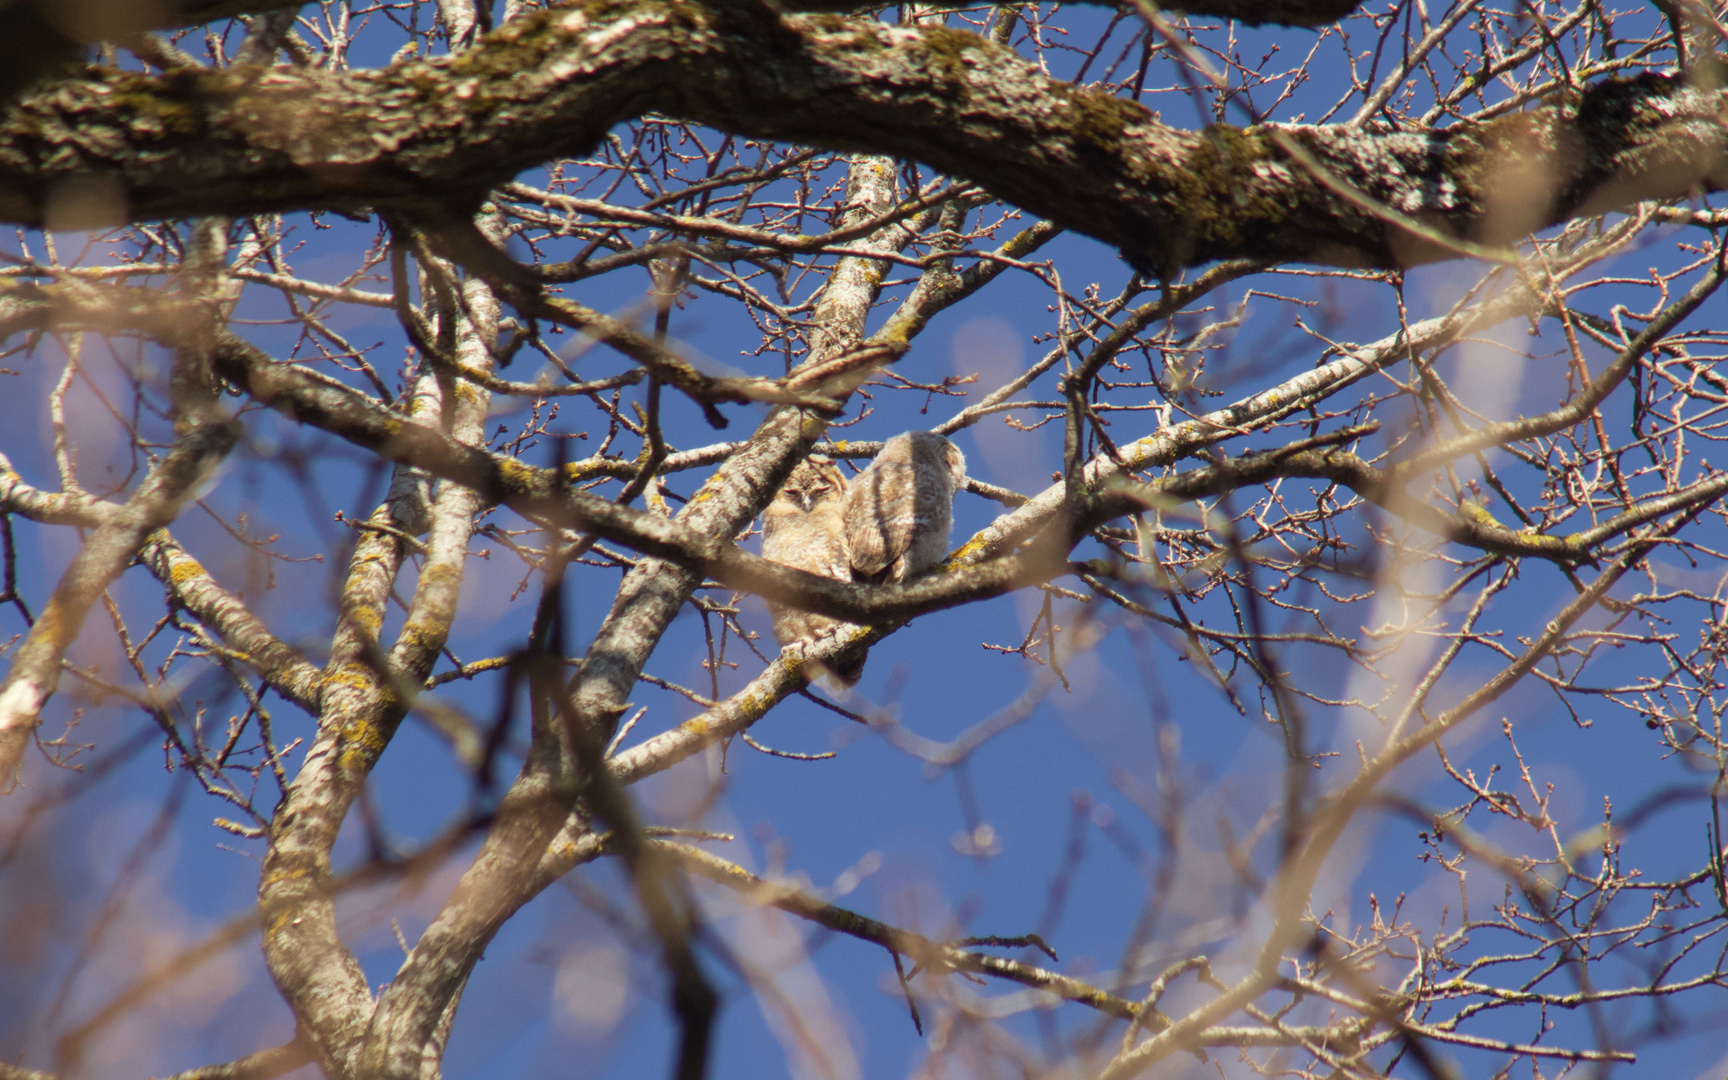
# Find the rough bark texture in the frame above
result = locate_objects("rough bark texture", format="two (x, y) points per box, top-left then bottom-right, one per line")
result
(1, 3), (1723, 269)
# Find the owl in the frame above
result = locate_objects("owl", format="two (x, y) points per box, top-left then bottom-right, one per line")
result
(843, 431), (967, 585)
(760, 456), (865, 686)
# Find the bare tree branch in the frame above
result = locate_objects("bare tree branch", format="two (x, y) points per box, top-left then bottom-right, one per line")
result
(2, 8), (1722, 269)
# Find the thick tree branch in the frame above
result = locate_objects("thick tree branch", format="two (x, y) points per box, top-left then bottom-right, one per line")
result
(712, 0), (1363, 23)
(1, 5), (1722, 268)
(17, 0), (1367, 48)
(369, 162), (914, 1073)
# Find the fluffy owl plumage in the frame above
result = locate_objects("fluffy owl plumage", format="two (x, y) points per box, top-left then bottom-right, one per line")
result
(760, 456), (865, 686)
(844, 431), (967, 585)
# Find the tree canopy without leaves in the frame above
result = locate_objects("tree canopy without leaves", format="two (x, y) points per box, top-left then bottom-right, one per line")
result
(3, 0), (1728, 1078)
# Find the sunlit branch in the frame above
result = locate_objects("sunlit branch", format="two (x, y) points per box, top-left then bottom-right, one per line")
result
(0, 419), (237, 788)
(4, 6), (1722, 270)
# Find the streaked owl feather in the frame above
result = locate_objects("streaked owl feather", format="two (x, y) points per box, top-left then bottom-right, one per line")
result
(760, 456), (865, 687)
(844, 431), (967, 585)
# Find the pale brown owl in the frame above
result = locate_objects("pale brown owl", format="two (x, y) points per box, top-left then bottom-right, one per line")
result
(760, 456), (865, 686)
(843, 431), (967, 585)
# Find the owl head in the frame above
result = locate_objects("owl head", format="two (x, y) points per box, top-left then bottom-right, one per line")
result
(912, 430), (966, 488)
(767, 455), (847, 516)
(882, 430), (966, 489)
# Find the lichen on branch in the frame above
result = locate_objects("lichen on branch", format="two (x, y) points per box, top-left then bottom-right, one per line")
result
(1, 2), (1722, 270)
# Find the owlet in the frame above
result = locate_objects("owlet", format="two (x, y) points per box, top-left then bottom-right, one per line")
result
(760, 456), (865, 686)
(844, 431), (967, 585)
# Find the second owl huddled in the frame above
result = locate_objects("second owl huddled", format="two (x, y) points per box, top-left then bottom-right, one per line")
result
(760, 431), (967, 687)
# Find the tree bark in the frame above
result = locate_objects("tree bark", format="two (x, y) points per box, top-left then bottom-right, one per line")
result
(2, 4), (1722, 269)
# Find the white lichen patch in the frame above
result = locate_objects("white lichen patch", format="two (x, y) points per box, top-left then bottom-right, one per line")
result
(1307, 127), (1461, 213)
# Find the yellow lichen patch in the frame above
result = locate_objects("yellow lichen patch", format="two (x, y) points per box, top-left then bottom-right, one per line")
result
(421, 562), (461, 589)
(167, 551), (208, 586)
(495, 456), (542, 492)
(321, 666), (380, 694)
(948, 534), (992, 565)
(337, 718), (390, 771)
(346, 605), (384, 636)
